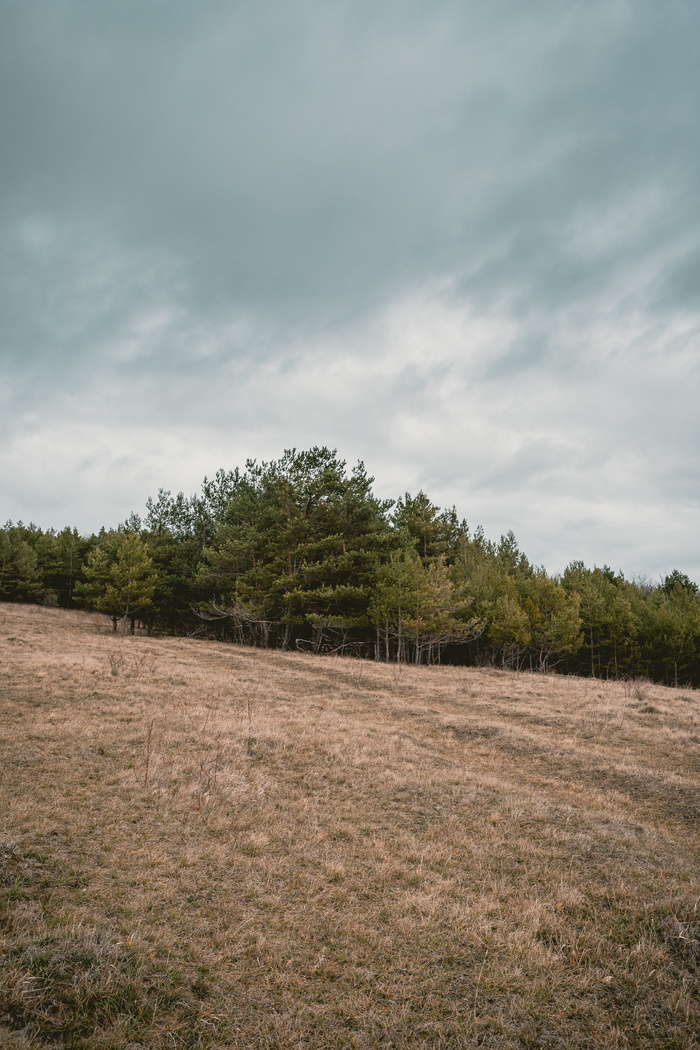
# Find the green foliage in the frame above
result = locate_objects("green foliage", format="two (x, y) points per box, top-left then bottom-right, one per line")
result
(195, 448), (395, 650)
(561, 563), (643, 678)
(370, 549), (482, 664)
(77, 532), (157, 631)
(520, 571), (582, 672)
(648, 584), (700, 686)
(3, 449), (700, 685)
(392, 492), (461, 564)
(0, 524), (43, 603)
(662, 569), (698, 596)
(40, 527), (93, 606)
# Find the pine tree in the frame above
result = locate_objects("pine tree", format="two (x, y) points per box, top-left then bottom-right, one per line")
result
(78, 532), (157, 633)
(520, 572), (582, 672)
(0, 525), (43, 602)
(651, 581), (700, 686)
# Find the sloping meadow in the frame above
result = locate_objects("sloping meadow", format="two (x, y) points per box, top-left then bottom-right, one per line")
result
(1, 603), (698, 1048)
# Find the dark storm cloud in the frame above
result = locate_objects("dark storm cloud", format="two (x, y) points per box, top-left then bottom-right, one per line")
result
(1, 1), (699, 577)
(4, 1), (698, 326)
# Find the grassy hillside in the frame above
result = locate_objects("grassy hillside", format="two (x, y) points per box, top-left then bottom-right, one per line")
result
(1, 604), (698, 1049)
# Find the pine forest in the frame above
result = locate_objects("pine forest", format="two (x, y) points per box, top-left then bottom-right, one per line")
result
(2, 448), (699, 687)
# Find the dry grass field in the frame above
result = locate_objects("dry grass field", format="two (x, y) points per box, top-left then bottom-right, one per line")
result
(1, 603), (699, 1049)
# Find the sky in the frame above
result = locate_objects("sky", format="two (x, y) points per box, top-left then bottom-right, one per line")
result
(1, 0), (699, 581)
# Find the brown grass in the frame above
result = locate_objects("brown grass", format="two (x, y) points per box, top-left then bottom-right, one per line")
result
(1, 602), (698, 1048)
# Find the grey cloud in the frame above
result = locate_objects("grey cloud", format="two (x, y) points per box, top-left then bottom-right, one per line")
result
(4, 1), (698, 329)
(1, 1), (699, 578)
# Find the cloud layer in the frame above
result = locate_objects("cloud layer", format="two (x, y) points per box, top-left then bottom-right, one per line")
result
(2, 1), (699, 580)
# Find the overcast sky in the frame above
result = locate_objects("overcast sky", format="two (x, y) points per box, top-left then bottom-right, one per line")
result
(1, 0), (699, 580)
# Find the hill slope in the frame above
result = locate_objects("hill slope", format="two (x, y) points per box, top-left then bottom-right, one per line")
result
(1, 604), (698, 1048)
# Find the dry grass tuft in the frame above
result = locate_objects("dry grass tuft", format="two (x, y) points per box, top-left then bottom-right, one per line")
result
(1, 603), (699, 1047)
(0, 842), (224, 1048)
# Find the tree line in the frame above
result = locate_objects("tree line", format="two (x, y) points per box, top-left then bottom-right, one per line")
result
(2, 447), (699, 686)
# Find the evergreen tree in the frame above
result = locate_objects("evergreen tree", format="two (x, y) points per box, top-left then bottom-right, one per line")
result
(39, 527), (92, 606)
(649, 580), (700, 686)
(0, 524), (43, 602)
(78, 531), (157, 633)
(662, 570), (698, 596)
(520, 571), (582, 672)
(561, 563), (639, 678)
(487, 588), (531, 669)
(393, 492), (460, 564)
(370, 549), (480, 664)
(196, 449), (394, 650)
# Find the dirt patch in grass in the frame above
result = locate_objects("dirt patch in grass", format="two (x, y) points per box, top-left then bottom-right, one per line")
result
(1, 603), (699, 1048)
